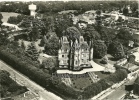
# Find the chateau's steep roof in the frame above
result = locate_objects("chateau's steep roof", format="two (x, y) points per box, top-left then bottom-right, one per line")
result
(60, 36), (90, 51)
(61, 43), (70, 51)
(73, 39), (80, 51)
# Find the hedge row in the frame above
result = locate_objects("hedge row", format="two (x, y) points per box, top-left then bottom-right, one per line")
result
(82, 69), (128, 99)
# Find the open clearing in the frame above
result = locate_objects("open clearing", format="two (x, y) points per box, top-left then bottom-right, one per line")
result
(1, 12), (20, 22)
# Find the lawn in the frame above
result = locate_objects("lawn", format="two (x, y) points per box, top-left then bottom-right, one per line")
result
(18, 39), (44, 52)
(70, 73), (93, 91)
(93, 54), (117, 66)
(93, 57), (113, 79)
(1, 12), (20, 22)
(94, 71), (110, 79)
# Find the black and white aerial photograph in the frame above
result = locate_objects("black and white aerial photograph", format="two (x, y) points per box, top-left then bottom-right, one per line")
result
(0, 0), (139, 100)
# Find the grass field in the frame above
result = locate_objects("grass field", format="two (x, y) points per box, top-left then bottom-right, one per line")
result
(1, 12), (20, 22)
(70, 73), (93, 91)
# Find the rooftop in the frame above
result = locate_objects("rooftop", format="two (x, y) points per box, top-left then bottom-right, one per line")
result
(58, 10), (77, 14)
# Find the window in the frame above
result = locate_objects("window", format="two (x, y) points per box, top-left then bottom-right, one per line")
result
(64, 49), (68, 52)
(61, 60), (63, 64)
(62, 55), (64, 57)
(75, 61), (78, 65)
(84, 54), (86, 57)
(63, 60), (66, 64)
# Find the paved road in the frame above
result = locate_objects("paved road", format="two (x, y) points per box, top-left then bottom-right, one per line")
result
(0, 60), (62, 100)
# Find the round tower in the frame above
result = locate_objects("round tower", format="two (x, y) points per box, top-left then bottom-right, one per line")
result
(29, 3), (37, 17)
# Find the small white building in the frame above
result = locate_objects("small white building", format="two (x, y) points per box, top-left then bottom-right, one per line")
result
(128, 40), (134, 47)
(132, 52), (139, 62)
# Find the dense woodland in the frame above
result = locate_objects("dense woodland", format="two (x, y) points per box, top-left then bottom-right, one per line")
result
(0, 1), (138, 17)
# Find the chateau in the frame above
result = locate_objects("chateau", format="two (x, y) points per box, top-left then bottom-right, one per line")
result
(58, 36), (93, 71)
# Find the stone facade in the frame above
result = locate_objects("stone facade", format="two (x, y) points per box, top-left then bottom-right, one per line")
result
(58, 36), (93, 71)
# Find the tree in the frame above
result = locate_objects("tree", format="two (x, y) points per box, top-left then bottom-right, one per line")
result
(28, 26), (40, 41)
(117, 69), (128, 81)
(45, 34), (60, 56)
(127, 55), (135, 64)
(7, 14), (25, 24)
(41, 57), (58, 74)
(117, 28), (133, 42)
(64, 26), (81, 41)
(83, 25), (101, 42)
(96, 10), (101, 15)
(55, 14), (73, 37)
(0, 36), (9, 46)
(133, 77), (139, 96)
(108, 40), (125, 59)
(99, 27), (116, 47)
(8, 83), (19, 92)
(93, 40), (107, 58)
(0, 13), (3, 27)
(0, 70), (13, 86)
(21, 40), (26, 50)
(26, 42), (39, 61)
(123, 7), (128, 16)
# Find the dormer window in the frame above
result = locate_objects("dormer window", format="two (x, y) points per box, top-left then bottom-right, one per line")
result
(75, 61), (78, 65)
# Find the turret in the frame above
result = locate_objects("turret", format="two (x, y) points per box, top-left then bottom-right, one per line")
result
(80, 36), (84, 43)
(89, 40), (93, 61)
(90, 48), (93, 61)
